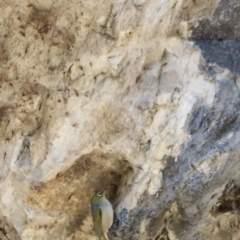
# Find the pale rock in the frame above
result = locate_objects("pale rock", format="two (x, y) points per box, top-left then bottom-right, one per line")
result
(0, 0), (240, 240)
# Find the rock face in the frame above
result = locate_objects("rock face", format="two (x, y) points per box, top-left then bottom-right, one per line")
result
(0, 0), (240, 239)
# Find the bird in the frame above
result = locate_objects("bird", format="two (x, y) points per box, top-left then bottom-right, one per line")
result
(91, 190), (114, 240)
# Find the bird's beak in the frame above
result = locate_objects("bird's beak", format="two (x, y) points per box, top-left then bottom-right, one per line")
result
(102, 189), (107, 195)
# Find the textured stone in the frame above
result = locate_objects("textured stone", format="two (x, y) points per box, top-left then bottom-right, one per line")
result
(0, 0), (240, 239)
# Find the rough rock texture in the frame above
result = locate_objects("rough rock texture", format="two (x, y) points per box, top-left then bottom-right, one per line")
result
(0, 0), (240, 239)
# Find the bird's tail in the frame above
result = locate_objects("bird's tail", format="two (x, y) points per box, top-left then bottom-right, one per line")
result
(102, 232), (109, 240)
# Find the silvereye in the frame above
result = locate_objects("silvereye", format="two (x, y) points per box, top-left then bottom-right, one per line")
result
(91, 190), (113, 240)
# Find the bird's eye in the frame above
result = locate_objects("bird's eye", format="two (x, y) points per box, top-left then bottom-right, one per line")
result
(97, 192), (102, 197)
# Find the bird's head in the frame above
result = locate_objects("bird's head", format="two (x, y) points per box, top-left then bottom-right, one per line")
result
(91, 190), (107, 204)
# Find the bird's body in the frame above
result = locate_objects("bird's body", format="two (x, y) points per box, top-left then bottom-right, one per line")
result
(91, 190), (113, 240)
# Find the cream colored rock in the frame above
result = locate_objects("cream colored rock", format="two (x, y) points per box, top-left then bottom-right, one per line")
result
(0, 0), (239, 239)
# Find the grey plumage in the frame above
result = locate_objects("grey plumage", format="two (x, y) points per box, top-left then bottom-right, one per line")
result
(91, 190), (113, 240)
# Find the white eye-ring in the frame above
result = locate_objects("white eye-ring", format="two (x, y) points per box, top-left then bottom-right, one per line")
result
(97, 192), (102, 197)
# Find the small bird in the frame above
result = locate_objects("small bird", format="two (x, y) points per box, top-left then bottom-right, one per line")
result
(91, 190), (114, 240)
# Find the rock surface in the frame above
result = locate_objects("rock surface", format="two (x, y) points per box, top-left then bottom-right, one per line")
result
(0, 0), (240, 239)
